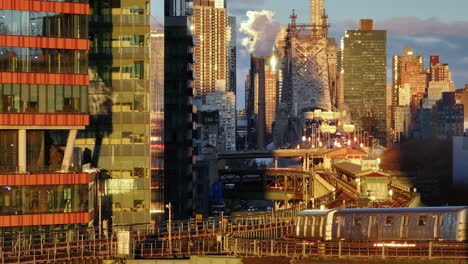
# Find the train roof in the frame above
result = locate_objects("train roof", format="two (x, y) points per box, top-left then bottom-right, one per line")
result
(297, 207), (467, 216)
(336, 206), (468, 214)
(297, 209), (336, 216)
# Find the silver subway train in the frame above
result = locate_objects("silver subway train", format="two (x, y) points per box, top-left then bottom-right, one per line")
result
(295, 207), (468, 241)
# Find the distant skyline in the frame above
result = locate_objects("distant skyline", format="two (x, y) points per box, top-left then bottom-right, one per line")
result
(153, 0), (468, 109)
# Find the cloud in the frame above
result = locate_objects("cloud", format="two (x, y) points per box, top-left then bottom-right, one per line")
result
(239, 10), (281, 57)
(330, 17), (468, 37)
(400, 36), (458, 49)
(374, 17), (468, 37)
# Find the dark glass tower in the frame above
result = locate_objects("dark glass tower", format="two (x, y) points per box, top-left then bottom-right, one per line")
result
(341, 19), (387, 146)
(164, 0), (195, 219)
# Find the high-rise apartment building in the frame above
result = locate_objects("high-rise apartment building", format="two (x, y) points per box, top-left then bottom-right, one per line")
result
(0, 0), (94, 233)
(164, 0), (195, 219)
(391, 47), (425, 141)
(227, 16), (237, 94)
(341, 19), (387, 146)
(76, 0), (152, 227)
(429, 55), (455, 88)
(191, 0), (228, 96)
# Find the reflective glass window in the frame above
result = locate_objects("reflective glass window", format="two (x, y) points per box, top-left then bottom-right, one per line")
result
(0, 47), (88, 75)
(0, 184), (89, 215)
(0, 10), (88, 39)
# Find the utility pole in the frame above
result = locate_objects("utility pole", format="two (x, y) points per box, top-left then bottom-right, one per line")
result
(166, 203), (172, 254)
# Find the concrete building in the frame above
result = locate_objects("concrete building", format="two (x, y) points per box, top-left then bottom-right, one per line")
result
(191, 0), (228, 96)
(164, 1), (195, 219)
(0, 0), (94, 233)
(227, 16), (237, 94)
(202, 90), (236, 152)
(236, 110), (248, 151)
(453, 136), (468, 186)
(391, 47), (425, 141)
(341, 19), (387, 146)
(429, 55), (455, 89)
(455, 84), (468, 132)
(431, 92), (464, 139)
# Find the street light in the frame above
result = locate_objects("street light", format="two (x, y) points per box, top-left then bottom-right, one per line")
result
(165, 203), (172, 254)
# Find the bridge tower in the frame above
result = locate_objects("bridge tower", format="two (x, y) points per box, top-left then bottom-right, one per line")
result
(283, 0), (331, 115)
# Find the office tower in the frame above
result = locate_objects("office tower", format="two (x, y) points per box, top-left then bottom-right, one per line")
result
(164, 1), (195, 219)
(76, 0), (152, 227)
(0, 1), (93, 233)
(247, 54), (279, 149)
(275, 26), (287, 105)
(341, 19), (387, 146)
(150, 28), (164, 218)
(227, 16), (237, 94)
(191, 0), (228, 96)
(327, 38), (339, 110)
(284, 1), (331, 115)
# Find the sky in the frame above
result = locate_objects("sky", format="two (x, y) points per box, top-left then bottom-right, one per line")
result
(153, 0), (468, 109)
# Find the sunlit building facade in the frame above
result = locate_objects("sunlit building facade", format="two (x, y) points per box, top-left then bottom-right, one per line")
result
(0, 0), (94, 233)
(341, 19), (387, 146)
(391, 47), (425, 141)
(76, 0), (152, 227)
(191, 0), (228, 96)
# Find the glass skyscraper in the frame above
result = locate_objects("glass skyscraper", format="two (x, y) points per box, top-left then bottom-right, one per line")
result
(341, 19), (387, 146)
(76, 0), (152, 227)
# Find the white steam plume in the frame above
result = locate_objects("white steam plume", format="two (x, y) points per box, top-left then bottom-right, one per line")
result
(240, 10), (281, 57)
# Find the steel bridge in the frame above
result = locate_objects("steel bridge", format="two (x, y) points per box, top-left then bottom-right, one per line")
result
(0, 203), (467, 263)
(0, 167), (459, 263)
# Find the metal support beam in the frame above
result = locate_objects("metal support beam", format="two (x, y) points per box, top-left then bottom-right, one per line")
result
(61, 129), (78, 172)
(18, 129), (27, 173)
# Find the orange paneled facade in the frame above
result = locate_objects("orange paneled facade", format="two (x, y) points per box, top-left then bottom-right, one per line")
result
(0, 213), (91, 227)
(0, 1), (92, 229)
(0, 173), (92, 186)
(0, 114), (90, 126)
(0, 72), (89, 86)
(0, 35), (89, 50)
(0, 0), (89, 15)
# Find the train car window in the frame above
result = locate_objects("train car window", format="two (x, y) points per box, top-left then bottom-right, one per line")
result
(439, 215), (444, 226)
(385, 216), (394, 226)
(418, 216), (427, 226)
(354, 216), (362, 226)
